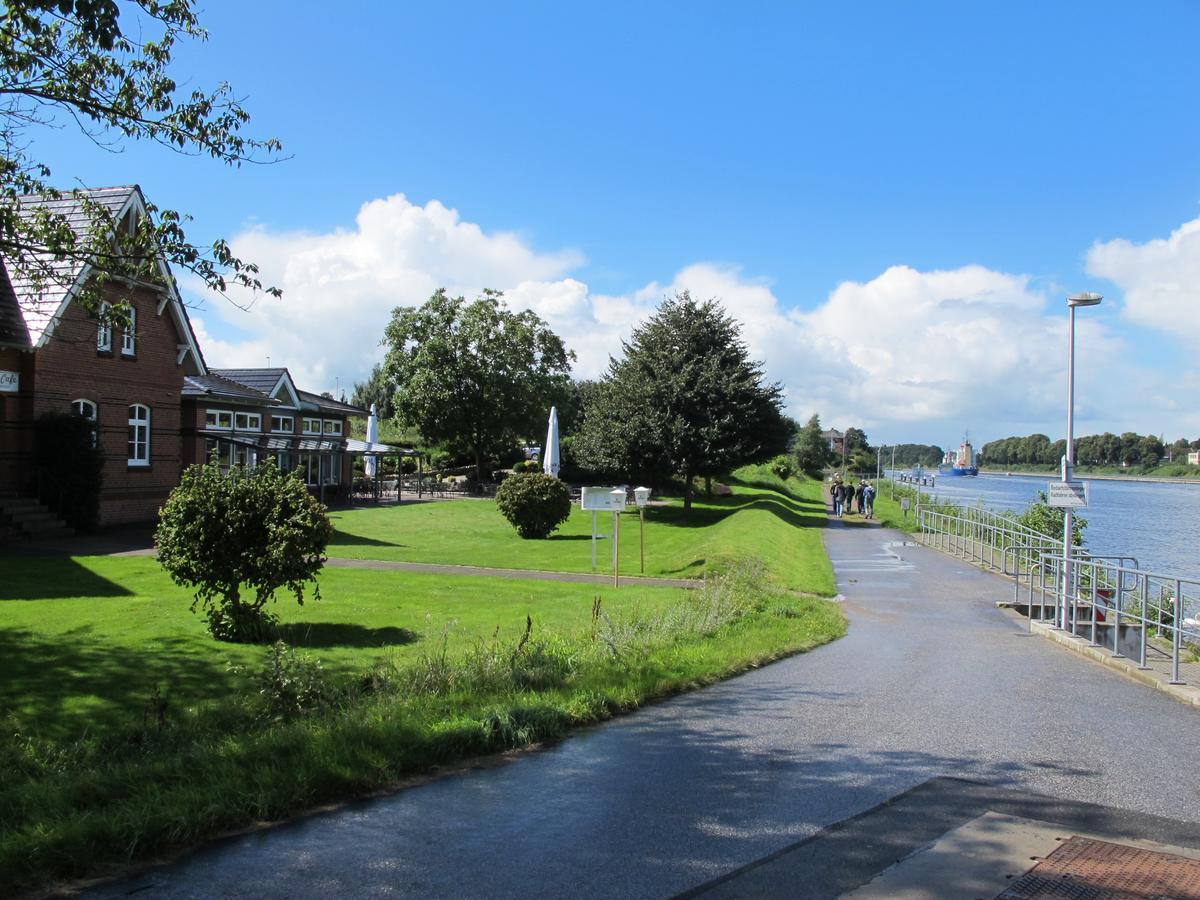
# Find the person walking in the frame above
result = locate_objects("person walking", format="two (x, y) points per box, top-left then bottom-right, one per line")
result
(831, 480), (843, 517)
(863, 481), (876, 518)
(855, 480), (866, 517)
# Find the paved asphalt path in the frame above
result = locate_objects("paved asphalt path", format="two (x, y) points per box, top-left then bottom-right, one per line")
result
(91, 522), (1200, 899)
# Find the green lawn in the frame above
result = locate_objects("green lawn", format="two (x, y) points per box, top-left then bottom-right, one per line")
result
(0, 468), (843, 893)
(0, 557), (684, 743)
(328, 468), (835, 594)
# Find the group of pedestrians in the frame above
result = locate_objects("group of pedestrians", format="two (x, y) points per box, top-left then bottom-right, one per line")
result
(831, 476), (875, 519)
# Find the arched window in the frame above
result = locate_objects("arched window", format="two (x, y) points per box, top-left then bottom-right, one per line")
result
(127, 404), (150, 466)
(72, 399), (98, 447)
(121, 306), (137, 356)
(96, 302), (112, 352)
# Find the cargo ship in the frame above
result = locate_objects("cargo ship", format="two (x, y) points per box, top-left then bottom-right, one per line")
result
(940, 436), (978, 476)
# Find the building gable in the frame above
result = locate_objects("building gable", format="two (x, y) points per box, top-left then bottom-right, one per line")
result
(5, 186), (206, 375)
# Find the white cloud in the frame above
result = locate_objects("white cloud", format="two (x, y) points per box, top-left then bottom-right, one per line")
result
(194, 193), (590, 391)
(1086, 217), (1200, 342)
(655, 262), (1127, 442)
(192, 190), (1157, 443)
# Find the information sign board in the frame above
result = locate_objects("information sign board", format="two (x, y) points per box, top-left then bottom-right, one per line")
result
(0, 370), (18, 393)
(581, 486), (627, 511)
(1046, 481), (1089, 508)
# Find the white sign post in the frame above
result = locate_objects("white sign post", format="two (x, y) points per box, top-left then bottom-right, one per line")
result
(1047, 481), (1089, 509)
(581, 487), (628, 579)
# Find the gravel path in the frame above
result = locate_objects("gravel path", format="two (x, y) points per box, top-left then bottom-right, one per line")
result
(89, 521), (1200, 899)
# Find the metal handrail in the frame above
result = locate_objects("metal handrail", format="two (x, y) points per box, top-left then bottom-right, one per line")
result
(920, 506), (1198, 686)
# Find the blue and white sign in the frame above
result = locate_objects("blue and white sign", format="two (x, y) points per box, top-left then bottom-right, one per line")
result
(0, 370), (18, 393)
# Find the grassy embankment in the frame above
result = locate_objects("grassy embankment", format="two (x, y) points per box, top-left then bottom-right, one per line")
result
(0, 466), (841, 894)
(328, 469), (834, 591)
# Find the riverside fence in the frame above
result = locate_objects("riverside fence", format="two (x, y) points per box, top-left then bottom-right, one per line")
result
(913, 500), (1200, 687)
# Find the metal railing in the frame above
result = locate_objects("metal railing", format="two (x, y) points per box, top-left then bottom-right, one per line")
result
(918, 505), (1059, 573)
(918, 505), (1200, 686)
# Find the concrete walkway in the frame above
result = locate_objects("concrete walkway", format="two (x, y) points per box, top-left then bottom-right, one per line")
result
(88, 521), (1200, 899)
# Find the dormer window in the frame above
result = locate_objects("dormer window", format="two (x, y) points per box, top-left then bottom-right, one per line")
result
(121, 306), (136, 356)
(97, 302), (112, 352)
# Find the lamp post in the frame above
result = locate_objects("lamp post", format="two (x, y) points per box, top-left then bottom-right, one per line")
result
(1061, 292), (1102, 629)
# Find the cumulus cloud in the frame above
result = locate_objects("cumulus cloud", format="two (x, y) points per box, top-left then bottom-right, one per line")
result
(1086, 217), (1200, 342)
(194, 193), (589, 391)
(190, 190), (1145, 441)
(656, 263), (1125, 440)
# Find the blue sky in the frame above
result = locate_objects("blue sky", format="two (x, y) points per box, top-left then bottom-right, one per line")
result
(41, 2), (1200, 445)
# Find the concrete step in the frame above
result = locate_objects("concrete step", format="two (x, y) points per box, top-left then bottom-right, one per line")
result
(0, 500), (47, 513)
(23, 521), (74, 538)
(0, 496), (74, 539)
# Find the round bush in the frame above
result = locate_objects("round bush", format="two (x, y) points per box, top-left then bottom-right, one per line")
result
(495, 473), (572, 539)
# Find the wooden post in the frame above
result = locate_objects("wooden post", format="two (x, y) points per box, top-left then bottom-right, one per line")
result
(640, 507), (645, 574)
(613, 510), (620, 588)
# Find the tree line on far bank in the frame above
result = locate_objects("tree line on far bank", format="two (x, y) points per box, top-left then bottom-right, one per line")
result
(980, 432), (1200, 469)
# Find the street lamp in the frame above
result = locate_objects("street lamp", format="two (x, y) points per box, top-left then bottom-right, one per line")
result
(1061, 292), (1102, 629)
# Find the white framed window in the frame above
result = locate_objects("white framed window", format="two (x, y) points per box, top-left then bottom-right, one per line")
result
(205, 410), (233, 430)
(323, 419), (342, 436)
(127, 404), (150, 466)
(72, 399), (98, 447)
(97, 302), (112, 352)
(270, 415), (293, 433)
(233, 443), (257, 469)
(234, 412), (262, 431)
(121, 306), (137, 356)
(302, 417), (322, 435)
(297, 451), (318, 485)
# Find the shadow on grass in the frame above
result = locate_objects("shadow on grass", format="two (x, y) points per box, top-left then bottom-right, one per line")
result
(0, 558), (135, 601)
(327, 530), (405, 548)
(547, 534), (592, 542)
(278, 623), (420, 649)
(0, 626), (234, 742)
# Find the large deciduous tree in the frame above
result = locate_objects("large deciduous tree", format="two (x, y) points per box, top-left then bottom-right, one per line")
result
(1, 1), (282, 318)
(576, 292), (788, 510)
(382, 288), (574, 480)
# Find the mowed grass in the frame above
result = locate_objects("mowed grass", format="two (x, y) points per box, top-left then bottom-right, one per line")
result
(328, 466), (835, 593)
(0, 557), (683, 743)
(0, 468), (843, 893)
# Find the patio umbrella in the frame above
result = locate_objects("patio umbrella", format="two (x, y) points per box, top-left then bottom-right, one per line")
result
(364, 403), (378, 478)
(543, 406), (560, 477)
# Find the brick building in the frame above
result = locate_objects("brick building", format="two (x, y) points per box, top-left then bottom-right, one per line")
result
(0, 186), (366, 533)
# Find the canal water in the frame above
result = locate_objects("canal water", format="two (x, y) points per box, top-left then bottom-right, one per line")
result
(896, 472), (1200, 580)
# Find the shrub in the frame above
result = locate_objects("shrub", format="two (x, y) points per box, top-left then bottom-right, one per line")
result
(230, 642), (333, 721)
(155, 459), (333, 642)
(769, 455), (795, 481)
(494, 472), (572, 539)
(513, 459), (540, 473)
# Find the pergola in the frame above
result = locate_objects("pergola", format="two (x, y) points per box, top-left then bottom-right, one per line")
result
(343, 438), (427, 503)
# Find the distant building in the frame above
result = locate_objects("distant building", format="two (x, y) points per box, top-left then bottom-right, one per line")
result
(1188, 451), (1200, 466)
(821, 429), (844, 454)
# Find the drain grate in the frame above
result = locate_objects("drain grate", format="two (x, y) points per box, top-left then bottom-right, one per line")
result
(997, 835), (1200, 899)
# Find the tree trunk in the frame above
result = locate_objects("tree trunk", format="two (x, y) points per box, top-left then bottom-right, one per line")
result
(475, 445), (485, 483)
(683, 466), (693, 511)
(704, 475), (712, 497)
